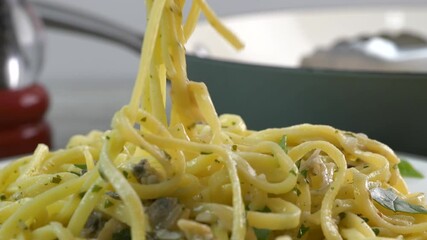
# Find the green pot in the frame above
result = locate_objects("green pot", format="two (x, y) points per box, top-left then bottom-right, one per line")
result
(187, 55), (427, 155)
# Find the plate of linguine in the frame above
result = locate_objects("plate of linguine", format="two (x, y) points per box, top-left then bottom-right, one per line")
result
(1, 0), (427, 239)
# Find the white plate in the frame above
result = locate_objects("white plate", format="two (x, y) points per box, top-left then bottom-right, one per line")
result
(1, 153), (426, 195)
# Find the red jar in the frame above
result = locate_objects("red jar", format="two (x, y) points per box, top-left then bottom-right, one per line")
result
(0, 83), (51, 158)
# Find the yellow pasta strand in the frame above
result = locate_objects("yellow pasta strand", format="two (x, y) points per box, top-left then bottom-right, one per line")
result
(129, 0), (167, 114)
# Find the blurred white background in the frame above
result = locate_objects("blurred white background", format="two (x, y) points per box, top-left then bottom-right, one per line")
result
(32, 0), (427, 83)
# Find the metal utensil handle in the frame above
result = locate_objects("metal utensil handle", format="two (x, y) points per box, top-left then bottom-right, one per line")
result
(32, 1), (143, 53)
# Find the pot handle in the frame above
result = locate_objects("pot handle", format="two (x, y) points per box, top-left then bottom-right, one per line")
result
(32, 1), (143, 53)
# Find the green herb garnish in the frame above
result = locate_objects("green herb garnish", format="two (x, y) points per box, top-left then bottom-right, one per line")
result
(69, 171), (81, 176)
(370, 187), (427, 214)
(112, 228), (131, 240)
(297, 224), (310, 238)
(254, 228), (271, 240)
(99, 169), (108, 181)
(106, 191), (121, 200)
(259, 206), (271, 213)
(163, 151), (172, 160)
(296, 160), (302, 169)
(293, 187), (301, 196)
(122, 170), (129, 179)
(300, 169), (308, 178)
(372, 228), (380, 236)
(74, 164), (87, 170)
(78, 191), (86, 199)
(92, 185), (103, 192)
(357, 214), (369, 223)
(398, 159), (424, 178)
(51, 175), (62, 184)
(344, 132), (357, 138)
(104, 199), (114, 208)
(279, 135), (288, 153)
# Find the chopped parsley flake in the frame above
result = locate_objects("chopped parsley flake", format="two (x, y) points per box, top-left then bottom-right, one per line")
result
(372, 228), (380, 236)
(293, 187), (301, 196)
(163, 151), (172, 160)
(74, 164), (87, 170)
(344, 132), (357, 138)
(300, 169), (308, 178)
(112, 228), (131, 240)
(51, 175), (62, 184)
(296, 160), (302, 169)
(278, 135), (288, 153)
(259, 206), (271, 213)
(122, 170), (129, 179)
(357, 214), (369, 222)
(92, 185), (103, 192)
(69, 171), (81, 176)
(106, 192), (121, 200)
(297, 224), (310, 238)
(99, 169), (108, 181)
(104, 199), (114, 208)
(253, 228), (271, 240)
(78, 191), (86, 199)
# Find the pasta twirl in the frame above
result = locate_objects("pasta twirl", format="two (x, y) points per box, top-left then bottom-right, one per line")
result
(1, 0), (427, 239)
